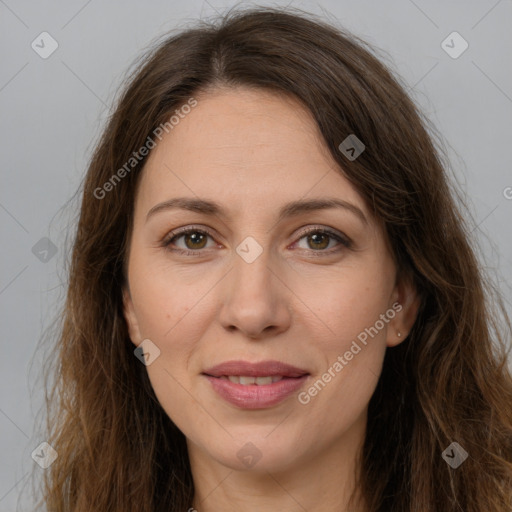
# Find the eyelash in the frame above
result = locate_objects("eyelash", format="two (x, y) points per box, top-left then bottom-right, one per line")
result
(161, 225), (352, 257)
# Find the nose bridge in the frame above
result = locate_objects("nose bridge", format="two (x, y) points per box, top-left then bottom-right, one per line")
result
(218, 236), (291, 337)
(230, 238), (276, 303)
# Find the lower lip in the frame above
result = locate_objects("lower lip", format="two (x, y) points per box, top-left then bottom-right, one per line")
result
(204, 375), (309, 409)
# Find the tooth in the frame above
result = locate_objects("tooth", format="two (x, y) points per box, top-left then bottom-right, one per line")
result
(255, 376), (272, 385)
(226, 376), (283, 385)
(239, 376), (256, 385)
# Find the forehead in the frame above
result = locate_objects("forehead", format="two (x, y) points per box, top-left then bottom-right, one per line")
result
(135, 87), (368, 220)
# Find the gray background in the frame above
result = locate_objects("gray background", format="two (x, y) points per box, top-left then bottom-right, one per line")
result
(1, 0), (511, 510)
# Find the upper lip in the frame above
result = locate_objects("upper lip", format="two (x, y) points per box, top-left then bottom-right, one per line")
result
(203, 360), (309, 378)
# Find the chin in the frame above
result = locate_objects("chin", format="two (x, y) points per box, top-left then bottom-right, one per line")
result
(202, 429), (306, 473)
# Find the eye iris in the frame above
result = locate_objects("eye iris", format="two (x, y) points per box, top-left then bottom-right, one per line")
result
(185, 232), (207, 249)
(308, 232), (330, 250)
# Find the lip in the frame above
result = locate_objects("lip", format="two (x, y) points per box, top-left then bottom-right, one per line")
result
(202, 360), (310, 409)
(203, 360), (309, 378)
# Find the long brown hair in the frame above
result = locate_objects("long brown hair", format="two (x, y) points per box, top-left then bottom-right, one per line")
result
(32, 6), (512, 511)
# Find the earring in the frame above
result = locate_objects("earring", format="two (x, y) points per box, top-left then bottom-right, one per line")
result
(397, 332), (402, 338)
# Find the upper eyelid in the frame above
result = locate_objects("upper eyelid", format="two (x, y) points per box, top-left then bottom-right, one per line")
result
(164, 225), (350, 248)
(164, 225), (217, 242)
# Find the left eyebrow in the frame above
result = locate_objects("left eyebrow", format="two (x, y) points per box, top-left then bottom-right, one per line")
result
(145, 196), (368, 226)
(276, 198), (368, 226)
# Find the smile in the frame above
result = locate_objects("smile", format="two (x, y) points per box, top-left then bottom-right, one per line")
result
(202, 360), (310, 409)
(220, 375), (284, 385)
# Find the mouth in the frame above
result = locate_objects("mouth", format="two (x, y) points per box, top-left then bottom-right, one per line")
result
(202, 360), (310, 409)
(216, 375), (286, 385)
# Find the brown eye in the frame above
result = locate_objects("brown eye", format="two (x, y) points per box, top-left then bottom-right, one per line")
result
(182, 231), (208, 250)
(163, 228), (216, 253)
(306, 232), (331, 250)
(295, 228), (350, 253)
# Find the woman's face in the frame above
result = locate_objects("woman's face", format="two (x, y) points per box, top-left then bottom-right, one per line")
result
(123, 87), (417, 474)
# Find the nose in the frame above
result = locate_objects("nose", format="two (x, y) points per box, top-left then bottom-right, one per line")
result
(218, 248), (292, 340)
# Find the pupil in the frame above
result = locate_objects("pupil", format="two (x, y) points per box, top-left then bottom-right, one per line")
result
(309, 233), (328, 250)
(186, 232), (206, 249)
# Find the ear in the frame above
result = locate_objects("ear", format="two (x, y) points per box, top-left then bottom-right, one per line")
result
(122, 286), (142, 347)
(386, 272), (421, 348)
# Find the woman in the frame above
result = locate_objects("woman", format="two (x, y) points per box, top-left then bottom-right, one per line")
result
(36, 6), (512, 511)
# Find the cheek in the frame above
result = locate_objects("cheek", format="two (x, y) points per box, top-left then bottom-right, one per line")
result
(298, 301), (388, 435)
(293, 259), (394, 347)
(128, 258), (220, 380)
(130, 272), (214, 431)
(128, 256), (217, 342)
(294, 260), (393, 410)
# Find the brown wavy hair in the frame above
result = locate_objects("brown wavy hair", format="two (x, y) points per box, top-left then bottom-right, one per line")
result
(31, 6), (512, 511)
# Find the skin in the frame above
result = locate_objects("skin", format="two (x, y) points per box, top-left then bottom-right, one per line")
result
(123, 86), (419, 512)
